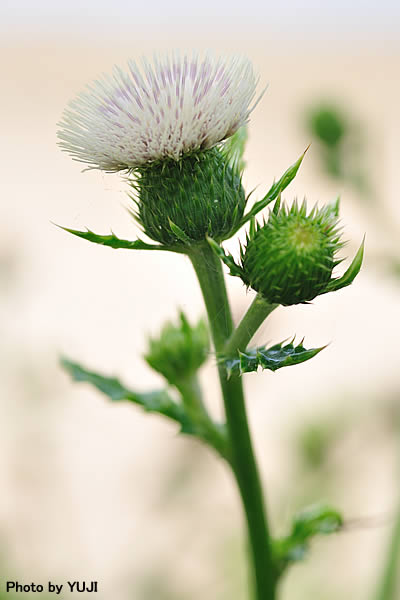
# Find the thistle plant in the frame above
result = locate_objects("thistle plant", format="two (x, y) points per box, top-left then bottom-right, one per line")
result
(57, 52), (364, 600)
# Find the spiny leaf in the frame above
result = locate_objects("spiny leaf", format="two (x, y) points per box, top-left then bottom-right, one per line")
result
(55, 224), (181, 252)
(206, 236), (243, 277)
(292, 504), (343, 537)
(324, 236), (365, 293)
(221, 339), (326, 377)
(273, 504), (343, 576)
(238, 147), (309, 228)
(61, 357), (195, 434)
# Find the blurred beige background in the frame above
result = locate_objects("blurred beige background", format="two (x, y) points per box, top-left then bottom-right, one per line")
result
(1, 2), (400, 599)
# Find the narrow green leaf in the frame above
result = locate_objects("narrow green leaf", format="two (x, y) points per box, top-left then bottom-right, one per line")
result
(240, 147), (309, 226)
(292, 504), (343, 537)
(221, 339), (326, 376)
(325, 236), (365, 293)
(61, 357), (195, 433)
(55, 224), (179, 252)
(273, 504), (343, 576)
(206, 236), (243, 278)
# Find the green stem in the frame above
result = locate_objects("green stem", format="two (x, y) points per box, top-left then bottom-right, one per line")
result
(177, 375), (229, 460)
(176, 375), (209, 421)
(374, 445), (400, 600)
(224, 294), (278, 355)
(189, 243), (277, 600)
(375, 507), (400, 600)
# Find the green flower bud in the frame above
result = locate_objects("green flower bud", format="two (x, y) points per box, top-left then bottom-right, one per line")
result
(240, 200), (345, 305)
(132, 148), (246, 246)
(144, 312), (209, 386)
(308, 105), (346, 148)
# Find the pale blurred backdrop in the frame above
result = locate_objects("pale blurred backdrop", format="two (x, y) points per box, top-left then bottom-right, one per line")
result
(1, 2), (400, 599)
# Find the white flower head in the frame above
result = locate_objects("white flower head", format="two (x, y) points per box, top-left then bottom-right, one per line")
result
(57, 52), (260, 172)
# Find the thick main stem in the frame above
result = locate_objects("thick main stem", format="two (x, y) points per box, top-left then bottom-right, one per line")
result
(189, 243), (276, 600)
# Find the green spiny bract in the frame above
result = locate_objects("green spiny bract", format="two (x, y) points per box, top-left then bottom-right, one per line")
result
(241, 200), (343, 305)
(131, 148), (246, 246)
(144, 312), (209, 386)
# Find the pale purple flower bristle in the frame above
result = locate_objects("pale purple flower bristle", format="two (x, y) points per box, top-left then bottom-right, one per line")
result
(57, 52), (260, 172)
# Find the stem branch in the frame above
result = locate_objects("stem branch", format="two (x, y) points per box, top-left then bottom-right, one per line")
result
(177, 375), (229, 460)
(224, 294), (278, 355)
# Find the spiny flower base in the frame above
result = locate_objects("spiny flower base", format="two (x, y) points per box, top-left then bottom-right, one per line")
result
(134, 148), (246, 245)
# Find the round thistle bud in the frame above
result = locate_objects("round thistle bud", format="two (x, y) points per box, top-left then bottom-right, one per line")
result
(144, 312), (209, 386)
(241, 201), (342, 305)
(134, 148), (246, 245)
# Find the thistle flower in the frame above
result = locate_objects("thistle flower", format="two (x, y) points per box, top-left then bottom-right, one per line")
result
(57, 53), (259, 172)
(209, 199), (364, 306)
